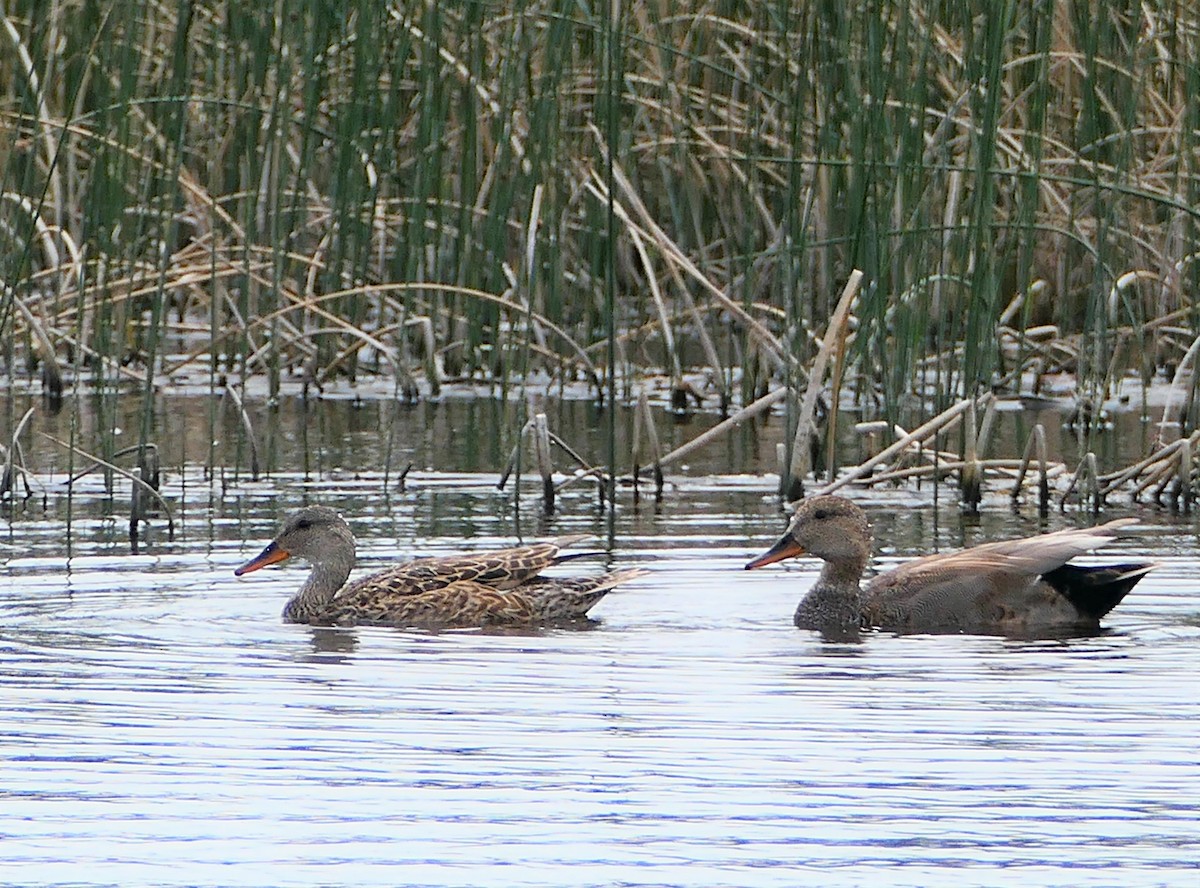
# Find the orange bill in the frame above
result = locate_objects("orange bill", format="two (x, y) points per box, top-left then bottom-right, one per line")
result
(234, 541), (290, 576)
(744, 535), (806, 570)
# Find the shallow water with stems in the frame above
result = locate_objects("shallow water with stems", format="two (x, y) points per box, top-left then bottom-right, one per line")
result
(2, 394), (1198, 888)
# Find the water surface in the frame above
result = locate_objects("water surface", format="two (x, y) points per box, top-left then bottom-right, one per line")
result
(2, 396), (1198, 887)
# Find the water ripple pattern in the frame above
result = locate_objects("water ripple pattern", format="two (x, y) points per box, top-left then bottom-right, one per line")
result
(2, 512), (1199, 887)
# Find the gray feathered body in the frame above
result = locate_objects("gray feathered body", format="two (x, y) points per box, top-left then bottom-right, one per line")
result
(746, 495), (1152, 637)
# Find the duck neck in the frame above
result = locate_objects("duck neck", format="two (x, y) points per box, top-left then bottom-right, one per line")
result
(283, 557), (353, 623)
(794, 553), (868, 633)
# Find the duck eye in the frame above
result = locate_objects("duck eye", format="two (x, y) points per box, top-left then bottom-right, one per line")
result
(812, 508), (829, 520)
(295, 518), (312, 530)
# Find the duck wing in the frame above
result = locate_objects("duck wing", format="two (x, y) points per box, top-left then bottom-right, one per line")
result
(324, 580), (538, 627)
(325, 566), (648, 629)
(862, 518), (1137, 631)
(335, 534), (593, 600)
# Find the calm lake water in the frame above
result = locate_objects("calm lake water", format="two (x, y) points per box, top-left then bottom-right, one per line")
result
(2, 393), (1198, 887)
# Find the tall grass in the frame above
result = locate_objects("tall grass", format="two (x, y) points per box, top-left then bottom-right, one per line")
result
(2, 1), (1199, 486)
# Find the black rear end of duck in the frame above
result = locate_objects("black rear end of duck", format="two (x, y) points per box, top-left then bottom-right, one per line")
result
(1041, 562), (1155, 623)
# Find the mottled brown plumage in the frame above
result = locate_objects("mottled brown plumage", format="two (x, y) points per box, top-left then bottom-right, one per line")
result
(745, 495), (1153, 636)
(234, 505), (647, 628)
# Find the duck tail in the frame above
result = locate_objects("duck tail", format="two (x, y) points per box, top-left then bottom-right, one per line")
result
(552, 549), (608, 565)
(525, 567), (650, 620)
(549, 534), (608, 565)
(1042, 562), (1155, 621)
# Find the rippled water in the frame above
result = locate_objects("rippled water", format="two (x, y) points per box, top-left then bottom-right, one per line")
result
(2, 397), (1199, 887)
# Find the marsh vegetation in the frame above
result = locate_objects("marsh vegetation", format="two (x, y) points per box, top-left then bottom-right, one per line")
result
(2, 1), (1200, 524)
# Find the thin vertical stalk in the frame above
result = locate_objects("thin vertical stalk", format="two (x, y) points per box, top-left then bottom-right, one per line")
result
(602, 0), (622, 526)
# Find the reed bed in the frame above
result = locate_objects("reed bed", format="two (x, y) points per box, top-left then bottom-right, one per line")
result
(2, 1), (1200, 516)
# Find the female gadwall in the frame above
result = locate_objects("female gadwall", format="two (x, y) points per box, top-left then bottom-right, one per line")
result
(745, 495), (1152, 636)
(235, 505), (647, 628)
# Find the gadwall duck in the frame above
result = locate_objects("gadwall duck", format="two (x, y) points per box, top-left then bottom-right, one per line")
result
(235, 505), (647, 628)
(745, 495), (1153, 636)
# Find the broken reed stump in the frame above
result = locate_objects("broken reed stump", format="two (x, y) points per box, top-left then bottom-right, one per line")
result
(223, 384), (262, 481)
(1061, 452), (1102, 513)
(1011, 424), (1051, 515)
(1173, 437), (1193, 512)
(129, 466), (142, 552)
(786, 270), (862, 500)
(1, 406), (39, 501)
(500, 413), (610, 514)
(532, 412), (554, 514)
(960, 399), (983, 511)
(958, 396), (998, 511)
(631, 390), (664, 503)
(139, 444), (161, 492)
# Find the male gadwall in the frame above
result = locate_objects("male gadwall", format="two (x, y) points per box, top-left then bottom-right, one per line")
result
(745, 495), (1153, 636)
(235, 505), (647, 628)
